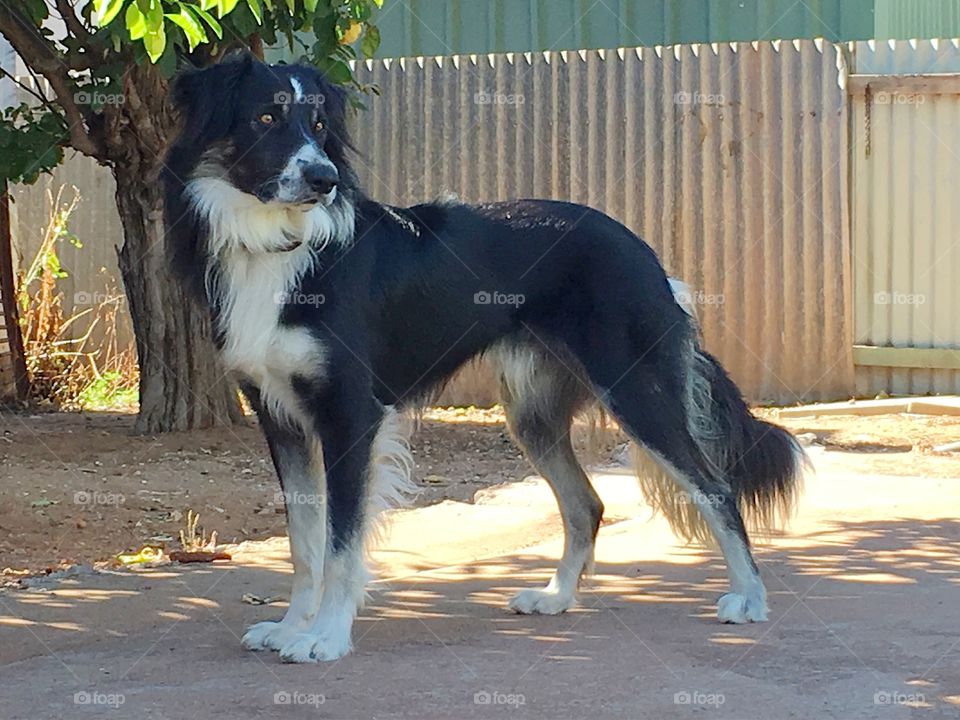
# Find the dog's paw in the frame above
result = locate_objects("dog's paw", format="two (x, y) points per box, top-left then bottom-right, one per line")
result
(509, 588), (575, 615)
(278, 629), (353, 663)
(716, 592), (768, 623)
(242, 620), (301, 651)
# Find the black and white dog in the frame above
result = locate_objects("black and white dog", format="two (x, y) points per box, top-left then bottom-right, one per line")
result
(164, 54), (805, 663)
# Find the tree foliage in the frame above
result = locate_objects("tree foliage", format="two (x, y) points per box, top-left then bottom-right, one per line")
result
(0, 0), (383, 183)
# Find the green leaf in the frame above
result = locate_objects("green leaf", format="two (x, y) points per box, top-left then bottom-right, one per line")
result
(144, 2), (164, 31)
(285, 0), (295, 13)
(322, 60), (352, 84)
(189, 5), (224, 38)
(126, 2), (147, 39)
(360, 24), (380, 59)
(22, 0), (50, 24)
(350, 2), (371, 21)
(200, 0), (218, 10)
(373, 0), (383, 6)
(143, 24), (166, 62)
(94, 0), (125, 27)
(304, 0), (319, 11)
(245, 0), (262, 23)
(216, 0), (240, 17)
(166, 9), (207, 50)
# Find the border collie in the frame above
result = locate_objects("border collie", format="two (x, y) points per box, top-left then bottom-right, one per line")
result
(164, 54), (806, 663)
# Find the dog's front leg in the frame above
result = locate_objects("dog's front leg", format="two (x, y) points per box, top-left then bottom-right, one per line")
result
(278, 378), (381, 663)
(242, 399), (326, 653)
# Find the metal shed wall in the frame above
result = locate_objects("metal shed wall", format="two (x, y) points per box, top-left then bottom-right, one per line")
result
(351, 40), (853, 404)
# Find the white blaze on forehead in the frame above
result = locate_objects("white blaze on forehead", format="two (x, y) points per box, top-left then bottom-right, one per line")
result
(290, 76), (305, 103)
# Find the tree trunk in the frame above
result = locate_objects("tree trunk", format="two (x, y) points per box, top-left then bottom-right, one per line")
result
(114, 165), (243, 433)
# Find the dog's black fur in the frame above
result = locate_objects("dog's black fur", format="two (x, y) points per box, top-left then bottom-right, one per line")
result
(163, 54), (805, 662)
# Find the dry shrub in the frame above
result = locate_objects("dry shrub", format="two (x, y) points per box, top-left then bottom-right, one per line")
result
(16, 186), (138, 409)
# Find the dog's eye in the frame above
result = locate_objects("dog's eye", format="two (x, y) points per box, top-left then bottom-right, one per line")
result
(314, 120), (325, 133)
(258, 113), (275, 126)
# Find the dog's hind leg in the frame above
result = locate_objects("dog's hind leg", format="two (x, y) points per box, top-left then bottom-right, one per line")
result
(497, 344), (601, 615)
(579, 324), (770, 623)
(242, 402), (326, 652)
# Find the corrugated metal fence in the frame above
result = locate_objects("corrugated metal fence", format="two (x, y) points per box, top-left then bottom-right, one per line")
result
(351, 40), (852, 404)
(19, 38), (960, 406)
(850, 39), (960, 395)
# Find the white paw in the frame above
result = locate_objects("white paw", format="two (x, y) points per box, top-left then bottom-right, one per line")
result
(242, 620), (301, 651)
(278, 628), (353, 663)
(509, 588), (575, 615)
(716, 592), (768, 623)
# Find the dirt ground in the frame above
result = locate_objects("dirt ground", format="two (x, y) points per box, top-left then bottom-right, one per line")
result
(2, 406), (960, 577)
(0, 411), (958, 719)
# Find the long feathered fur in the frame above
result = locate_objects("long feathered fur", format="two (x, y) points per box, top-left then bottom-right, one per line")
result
(633, 343), (808, 546)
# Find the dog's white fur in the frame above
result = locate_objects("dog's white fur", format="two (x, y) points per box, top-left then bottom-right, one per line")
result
(186, 175), (352, 255)
(242, 437), (327, 652)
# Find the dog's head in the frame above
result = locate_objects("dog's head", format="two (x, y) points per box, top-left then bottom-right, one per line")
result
(170, 54), (352, 208)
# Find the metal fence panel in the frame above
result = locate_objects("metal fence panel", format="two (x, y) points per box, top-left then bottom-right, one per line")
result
(352, 41), (853, 405)
(851, 39), (960, 395)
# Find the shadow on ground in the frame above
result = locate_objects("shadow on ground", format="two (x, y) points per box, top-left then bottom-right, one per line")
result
(1, 516), (958, 719)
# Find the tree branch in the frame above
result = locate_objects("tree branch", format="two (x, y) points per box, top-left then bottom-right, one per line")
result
(0, 65), (52, 110)
(55, 0), (92, 44)
(0, 4), (103, 158)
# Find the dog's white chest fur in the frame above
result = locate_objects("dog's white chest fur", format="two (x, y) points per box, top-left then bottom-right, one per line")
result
(217, 249), (324, 426)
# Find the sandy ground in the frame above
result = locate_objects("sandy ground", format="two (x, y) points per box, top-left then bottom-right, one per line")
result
(2, 407), (960, 575)
(1, 408), (959, 718)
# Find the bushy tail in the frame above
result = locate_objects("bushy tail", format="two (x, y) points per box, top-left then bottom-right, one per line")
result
(695, 349), (807, 532)
(633, 343), (808, 545)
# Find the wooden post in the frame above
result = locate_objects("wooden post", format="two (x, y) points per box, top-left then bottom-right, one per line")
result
(0, 180), (29, 401)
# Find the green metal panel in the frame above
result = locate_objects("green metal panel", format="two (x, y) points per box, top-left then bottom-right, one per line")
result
(268, 1), (960, 61)
(371, 0), (879, 58)
(875, 0), (960, 39)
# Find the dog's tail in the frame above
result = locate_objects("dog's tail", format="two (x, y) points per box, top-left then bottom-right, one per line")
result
(633, 342), (808, 545)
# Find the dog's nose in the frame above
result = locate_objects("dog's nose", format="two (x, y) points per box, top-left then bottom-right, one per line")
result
(303, 164), (339, 195)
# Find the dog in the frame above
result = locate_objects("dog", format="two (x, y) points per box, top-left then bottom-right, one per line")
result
(163, 54), (806, 663)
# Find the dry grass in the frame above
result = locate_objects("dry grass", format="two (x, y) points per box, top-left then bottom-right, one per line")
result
(16, 186), (138, 409)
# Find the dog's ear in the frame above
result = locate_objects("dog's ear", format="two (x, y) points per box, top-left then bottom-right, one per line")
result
(170, 53), (255, 142)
